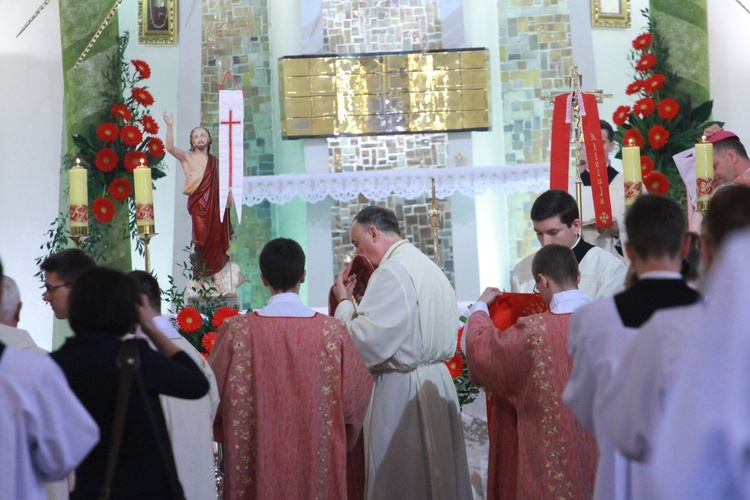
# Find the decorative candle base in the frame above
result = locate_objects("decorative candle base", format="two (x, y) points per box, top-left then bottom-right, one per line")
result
(136, 228), (157, 273)
(696, 199), (709, 215)
(68, 226), (89, 248)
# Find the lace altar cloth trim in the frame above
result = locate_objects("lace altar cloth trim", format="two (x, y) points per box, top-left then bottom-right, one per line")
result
(241, 164), (549, 206)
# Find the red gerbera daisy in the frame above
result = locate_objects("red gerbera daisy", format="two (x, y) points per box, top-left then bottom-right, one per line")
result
(92, 197), (115, 223)
(644, 171), (670, 195)
(211, 306), (240, 329)
(141, 114), (159, 135)
(456, 326), (464, 351)
(201, 332), (218, 353)
(623, 128), (645, 148)
(177, 307), (203, 333)
(94, 148), (118, 172)
(200, 352), (209, 360)
(635, 53), (657, 72)
(657, 98), (680, 120)
(634, 97), (656, 117)
(147, 137), (165, 158)
(131, 59), (152, 79)
(625, 80), (644, 96)
(110, 104), (132, 122)
(124, 151), (148, 172)
(612, 106), (631, 127)
(131, 87), (155, 106)
(108, 178), (133, 202)
(120, 125), (143, 147)
(632, 33), (653, 51)
(446, 352), (464, 379)
(649, 125), (670, 149)
(643, 74), (667, 94)
(640, 155), (655, 176)
(96, 122), (119, 143)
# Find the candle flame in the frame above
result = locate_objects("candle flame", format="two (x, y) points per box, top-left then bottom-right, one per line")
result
(701, 135), (707, 142)
(628, 138), (634, 146)
(140, 158), (145, 168)
(76, 157), (81, 167)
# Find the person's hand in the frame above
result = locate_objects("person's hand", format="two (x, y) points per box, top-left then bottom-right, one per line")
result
(163, 111), (174, 126)
(135, 294), (158, 335)
(703, 124), (722, 139)
(476, 287), (502, 307)
(333, 272), (357, 303)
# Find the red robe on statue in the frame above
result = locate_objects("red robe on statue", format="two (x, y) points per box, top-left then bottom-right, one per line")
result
(466, 311), (598, 499)
(210, 312), (373, 499)
(187, 154), (233, 277)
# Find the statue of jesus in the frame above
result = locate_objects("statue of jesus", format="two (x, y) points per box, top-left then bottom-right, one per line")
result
(164, 112), (233, 279)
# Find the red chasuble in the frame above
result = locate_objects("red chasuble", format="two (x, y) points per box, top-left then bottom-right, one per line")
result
(210, 313), (372, 499)
(466, 308), (598, 500)
(187, 154), (233, 277)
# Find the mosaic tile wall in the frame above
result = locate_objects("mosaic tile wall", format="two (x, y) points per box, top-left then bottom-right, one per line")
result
(322, 0), (455, 284)
(498, 0), (574, 260)
(202, 0), (274, 308)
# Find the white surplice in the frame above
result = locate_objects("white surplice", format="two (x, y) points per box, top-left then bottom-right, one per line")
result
(511, 241), (626, 299)
(138, 315), (220, 500)
(562, 294), (648, 500)
(600, 302), (704, 465)
(0, 345), (99, 500)
(651, 229), (750, 499)
(0, 324), (47, 353)
(335, 240), (472, 500)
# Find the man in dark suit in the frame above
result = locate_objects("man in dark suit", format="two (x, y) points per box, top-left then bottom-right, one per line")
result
(562, 194), (700, 500)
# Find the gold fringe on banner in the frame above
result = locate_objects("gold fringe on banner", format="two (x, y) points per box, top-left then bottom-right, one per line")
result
(16, 0), (53, 38)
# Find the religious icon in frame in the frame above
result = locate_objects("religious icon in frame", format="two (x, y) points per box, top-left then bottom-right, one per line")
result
(139, 0), (178, 44)
(591, 0), (631, 28)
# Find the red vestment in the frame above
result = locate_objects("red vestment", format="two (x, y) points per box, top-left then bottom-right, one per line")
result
(210, 313), (373, 499)
(466, 311), (598, 499)
(187, 154), (233, 276)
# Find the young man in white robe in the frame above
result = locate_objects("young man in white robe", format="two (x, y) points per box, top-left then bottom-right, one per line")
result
(129, 270), (220, 500)
(600, 185), (750, 497)
(333, 206), (472, 500)
(510, 190), (627, 300)
(0, 258), (99, 500)
(562, 194), (700, 500)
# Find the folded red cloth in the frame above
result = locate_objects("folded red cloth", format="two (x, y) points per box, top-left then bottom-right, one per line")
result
(487, 292), (549, 330)
(328, 255), (376, 316)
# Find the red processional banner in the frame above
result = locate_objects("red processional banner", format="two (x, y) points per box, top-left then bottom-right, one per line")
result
(550, 92), (614, 229)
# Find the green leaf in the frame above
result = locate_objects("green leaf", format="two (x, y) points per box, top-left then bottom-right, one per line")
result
(72, 134), (93, 152)
(691, 100), (713, 124)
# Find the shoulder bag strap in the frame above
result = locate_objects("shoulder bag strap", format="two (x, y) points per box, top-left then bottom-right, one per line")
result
(100, 338), (140, 500)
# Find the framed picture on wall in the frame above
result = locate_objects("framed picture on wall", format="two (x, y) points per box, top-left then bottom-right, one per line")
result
(591, 0), (631, 28)
(139, 0), (178, 44)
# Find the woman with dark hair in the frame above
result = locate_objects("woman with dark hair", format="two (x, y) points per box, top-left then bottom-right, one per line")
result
(52, 267), (209, 499)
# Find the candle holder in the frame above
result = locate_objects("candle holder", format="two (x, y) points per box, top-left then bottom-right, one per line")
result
(428, 178), (442, 266)
(137, 225), (157, 273)
(695, 135), (713, 215)
(67, 226), (90, 249)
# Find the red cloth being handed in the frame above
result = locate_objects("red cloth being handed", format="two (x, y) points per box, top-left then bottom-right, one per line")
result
(328, 255), (376, 316)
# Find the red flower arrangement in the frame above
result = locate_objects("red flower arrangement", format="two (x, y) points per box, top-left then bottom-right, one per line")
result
(94, 148), (118, 172)
(644, 171), (670, 195)
(171, 302), (241, 359)
(131, 59), (151, 79)
(446, 352), (464, 378)
(96, 123), (119, 142)
(613, 9), (716, 205)
(92, 197), (115, 223)
(177, 307), (203, 333)
(108, 178), (132, 201)
(640, 155), (655, 175)
(69, 43), (167, 232)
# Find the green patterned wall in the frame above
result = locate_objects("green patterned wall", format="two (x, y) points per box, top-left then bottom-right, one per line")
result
(202, 0), (274, 309)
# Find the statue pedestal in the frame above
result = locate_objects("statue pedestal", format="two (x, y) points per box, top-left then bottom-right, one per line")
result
(186, 261), (247, 303)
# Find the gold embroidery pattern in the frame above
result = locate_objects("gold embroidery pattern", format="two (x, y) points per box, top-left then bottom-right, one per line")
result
(526, 316), (574, 498)
(225, 319), (256, 496)
(316, 318), (343, 499)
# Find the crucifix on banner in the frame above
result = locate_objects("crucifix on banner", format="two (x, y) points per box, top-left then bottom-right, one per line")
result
(219, 72), (245, 223)
(542, 65), (613, 229)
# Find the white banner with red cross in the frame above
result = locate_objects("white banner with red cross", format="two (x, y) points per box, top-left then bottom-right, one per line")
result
(219, 86), (244, 223)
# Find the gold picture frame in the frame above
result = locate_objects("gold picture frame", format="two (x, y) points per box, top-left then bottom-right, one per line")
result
(138, 0), (178, 44)
(591, 0), (631, 28)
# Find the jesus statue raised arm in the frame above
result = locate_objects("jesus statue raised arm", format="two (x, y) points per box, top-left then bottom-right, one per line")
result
(164, 111), (234, 282)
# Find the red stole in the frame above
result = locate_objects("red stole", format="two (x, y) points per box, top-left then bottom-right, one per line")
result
(187, 154), (233, 277)
(550, 92), (614, 229)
